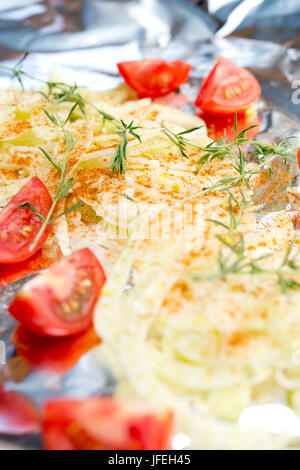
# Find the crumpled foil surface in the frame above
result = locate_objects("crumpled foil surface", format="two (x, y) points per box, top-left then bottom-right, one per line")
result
(205, 0), (300, 42)
(0, 0), (300, 450)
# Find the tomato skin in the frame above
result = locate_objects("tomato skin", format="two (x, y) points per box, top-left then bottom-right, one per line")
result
(0, 177), (52, 264)
(195, 57), (261, 115)
(0, 385), (40, 435)
(0, 250), (54, 289)
(297, 149), (300, 168)
(118, 60), (191, 98)
(13, 325), (100, 373)
(42, 397), (173, 450)
(9, 248), (106, 337)
(197, 109), (261, 143)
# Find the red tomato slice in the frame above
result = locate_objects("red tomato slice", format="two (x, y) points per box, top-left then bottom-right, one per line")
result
(0, 250), (54, 289)
(0, 385), (40, 435)
(0, 177), (52, 264)
(297, 148), (300, 168)
(195, 57), (261, 115)
(8, 248), (106, 337)
(13, 325), (100, 373)
(118, 60), (191, 98)
(42, 397), (173, 450)
(197, 109), (262, 143)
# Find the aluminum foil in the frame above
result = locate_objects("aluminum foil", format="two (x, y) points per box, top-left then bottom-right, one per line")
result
(0, 0), (300, 450)
(206, 0), (300, 42)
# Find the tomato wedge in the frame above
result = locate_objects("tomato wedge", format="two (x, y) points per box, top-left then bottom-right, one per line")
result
(0, 385), (40, 435)
(13, 325), (100, 373)
(195, 57), (261, 115)
(0, 177), (52, 264)
(118, 59), (191, 98)
(42, 397), (173, 450)
(8, 248), (106, 337)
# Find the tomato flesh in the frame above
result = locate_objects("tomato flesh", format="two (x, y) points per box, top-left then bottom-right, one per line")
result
(42, 397), (173, 450)
(195, 57), (261, 115)
(8, 248), (106, 337)
(0, 385), (40, 435)
(0, 177), (52, 264)
(118, 60), (191, 98)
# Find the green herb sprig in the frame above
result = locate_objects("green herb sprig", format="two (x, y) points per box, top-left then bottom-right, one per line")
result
(161, 123), (205, 158)
(190, 189), (300, 294)
(206, 189), (257, 235)
(19, 104), (83, 251)
(190, 233), (270, 283)
(163, 114), (296, 169)
(191, 230), (300, 294)
(111, 120), (142, 175)
(0, 53), (141, 175)
(0, 52), (143, 251)
(172, 115), (296, 205)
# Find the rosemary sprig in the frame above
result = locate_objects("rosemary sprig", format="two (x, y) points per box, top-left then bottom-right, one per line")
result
(50, 200), (83, 223)
(192, 231), (300, 294)
(40, 82), (141, 175)
(197, 115), (296, 168)
(9, 52), (30, 90)
(191, 233), (270, 282)
(177, 115), (296, 205)
(178, 149), (261, 205)
(111, 120), (142, 176)
(19, 104), (83, 251)
(161, 115), (255, 163)
(191, 191), (300, 294)
(0, 52), (144, 251)
(197, 116), (257, 166)
(161, 123), (205, 158)
(32, 107), (83, 250)
(18, 202), (46, 222)
(0, 52), (38, 85)
(40, 81), (115, 124)
(163, 114), (296, 169)
(206, 189), (257, 235)
(175, 112), (300, 294)
(0, 52), (142, 175)
(276, 238), (300, 294)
